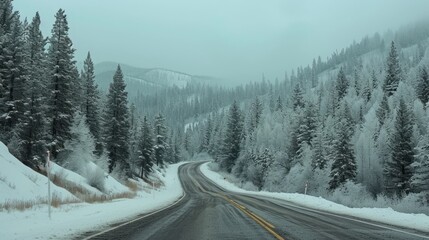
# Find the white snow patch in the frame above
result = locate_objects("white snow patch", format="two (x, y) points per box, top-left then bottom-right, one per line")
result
(0, 143), (76, 203)
(0, 149), (186, 240)
(200, 162), (429, 233)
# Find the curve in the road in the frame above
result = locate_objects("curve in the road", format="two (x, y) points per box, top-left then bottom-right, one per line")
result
(79, 162), (429, 240)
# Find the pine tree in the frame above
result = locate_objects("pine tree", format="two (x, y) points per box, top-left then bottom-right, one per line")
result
(275, 96), (283, 112)
(292, 84), (304, 110)
(47, 9), (76, 158)
(383, 41), (401, 96)
(103, 65), (131, 176)
(253, 148), (273, 190)
(82, 52), (102, 155)
(1, 14), (28, 140)
(411, 131), (429, 195)
(384, 99), (414, 196)
(221, 101), (243, 173)
(248, 97), (263, 133)
(336, 67), (348, 101)
(137, 116), (154, 178)
(417, 67), (429, 106)
(297, 101), (317, 160)
(376, 94), (390, 126)
(199, 116), (212, 152)
(329, 106), (357, 190)
(311, 123), (326, 170)
(17, 12), (47, 166)
(153, 113), (168, 167)
(371, 70), (378, 89)
(0, 0), (16, 135)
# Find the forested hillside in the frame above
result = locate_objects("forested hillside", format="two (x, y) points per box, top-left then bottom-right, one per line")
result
(0, 1), (174, 184)
(2, 0), (429, 211)
(176, 22), (429, 209)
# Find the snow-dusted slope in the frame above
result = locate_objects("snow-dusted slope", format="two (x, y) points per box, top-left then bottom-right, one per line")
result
(0, 162), (185, 240)
(94, 62), (220, 98)
(0, 143), (76, 203)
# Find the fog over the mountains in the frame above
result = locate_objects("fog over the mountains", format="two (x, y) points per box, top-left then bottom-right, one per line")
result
(14, 0), (429, 84)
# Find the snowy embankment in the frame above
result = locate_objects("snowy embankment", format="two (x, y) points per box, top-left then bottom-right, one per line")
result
(0, 141), (185, 240)
(200, 162), (429, 233)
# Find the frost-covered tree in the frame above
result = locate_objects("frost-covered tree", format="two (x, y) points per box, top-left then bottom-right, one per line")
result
(221, 101), (243, 173)
(248, 97), (263, 133)
(1, 14), (28, 141)
(411, 130), (429, 196)
(376, 94), (390, 127)
(329, 105), (357, 190)
(252, 148), (273, 190)
(311, 123), (326, 170)
(383, 41), (401, 96)
(17, 12), (47, 166)
(199, 116), (212, 152)
(137, 116), (154, 178)
(103, 65), (131, 176)
(153, 113), (168, 167)
(416, 67), (429, 106)
(384, 99), (414, 196)
(292, 84), (304, 110)
(336, 67), (348, 101)
(275, 96), (283, 112)
(82, 52), (102, 155)
(47, 9), (76, 158)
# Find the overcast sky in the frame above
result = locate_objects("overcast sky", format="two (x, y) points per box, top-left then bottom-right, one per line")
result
(14, 0), (429, 83)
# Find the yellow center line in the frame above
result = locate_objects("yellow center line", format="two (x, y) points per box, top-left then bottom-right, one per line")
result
(223, 196), (285, 240)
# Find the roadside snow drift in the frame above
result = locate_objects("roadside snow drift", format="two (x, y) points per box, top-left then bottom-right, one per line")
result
(0, 142), (76, 203)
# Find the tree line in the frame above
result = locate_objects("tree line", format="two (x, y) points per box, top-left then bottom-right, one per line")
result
(0, 1), (179, 180)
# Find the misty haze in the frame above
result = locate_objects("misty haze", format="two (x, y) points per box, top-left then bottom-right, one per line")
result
(1, 0), (429, 239)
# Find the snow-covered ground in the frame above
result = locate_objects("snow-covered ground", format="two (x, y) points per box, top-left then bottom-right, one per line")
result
(200, 162), (429, 233)
(0, 140), (185, 240)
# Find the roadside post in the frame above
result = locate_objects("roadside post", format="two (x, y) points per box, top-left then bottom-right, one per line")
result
(304, 181), (308, 195)
(46, 150), (51, 220)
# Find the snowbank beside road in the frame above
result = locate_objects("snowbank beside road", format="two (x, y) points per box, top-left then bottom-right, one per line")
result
(0, 143), (76, 203)
(200, 162), (429, 233)
(0, 162), (185, 240)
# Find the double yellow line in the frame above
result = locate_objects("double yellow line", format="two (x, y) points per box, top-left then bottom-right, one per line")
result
(223, 196), (285, 240)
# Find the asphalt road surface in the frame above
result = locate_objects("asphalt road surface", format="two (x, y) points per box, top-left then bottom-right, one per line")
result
(81, 162), (429, 240)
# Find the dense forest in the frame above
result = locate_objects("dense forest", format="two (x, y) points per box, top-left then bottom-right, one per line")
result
(1, 0), (429, 210)
(0, 1), (173, 182)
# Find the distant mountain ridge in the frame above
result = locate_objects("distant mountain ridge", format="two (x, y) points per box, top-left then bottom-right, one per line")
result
(94, 61), (220, 98)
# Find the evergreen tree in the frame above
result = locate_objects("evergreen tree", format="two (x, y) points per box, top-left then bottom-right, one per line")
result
(253, 148), (273, 190)
(383, 41), (401, 96)
(371, 70), (378, 89)
(221, 101), (243, 173)
(17, 12), (47, 166)
(411, 131), (429, 196)
(417, 67), (429, 106)
(292, 84), (304, 110)
(153, 113), (168, 167)
(248, 97), (263, 133)
(46, 9), (76, 158)
(1, 14), (28, 140)
(199, 116), (212, 152)
(336, 67), (348, 101)
(0, 0), (16, 134)
(137, 116), (154, 178)
(384, 99), (414, 196)
(82, 52), (102, 155)
(275, 96), (283, 112)
(329, 106), (357, 190)
(376, 94), (390, 126)
(311, 123), (326, 170)
(103, 65), (131, 176)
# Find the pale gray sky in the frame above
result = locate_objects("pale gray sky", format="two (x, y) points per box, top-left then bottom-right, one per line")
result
(14, 0), (429, 83)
